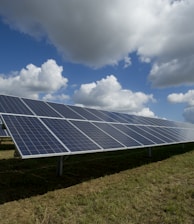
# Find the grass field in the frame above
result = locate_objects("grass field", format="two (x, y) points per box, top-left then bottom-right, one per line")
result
(0, 143), (194, 223)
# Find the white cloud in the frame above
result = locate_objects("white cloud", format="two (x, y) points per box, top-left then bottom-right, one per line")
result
(42, 93), (69, 102)
(183, 107), (194, 124)
(123, 56), (132, 68)
(0, 0), (194, 86)
(135, 108), (156, 118)
(168, 89), (194, 123)
(149, 56), (194, 87)
(168, 90), (194, 106)
(73, 75), (155, 116)
(0, 59), (68, 99)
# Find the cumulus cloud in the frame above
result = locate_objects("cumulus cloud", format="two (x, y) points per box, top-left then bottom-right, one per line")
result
(73, 75), (155, 116)
(149, 56), (194, 87)
(0, 0), (193, 83)
(168, 90), (194, 106)
(0, 59), (68, 100)
(168, 89), (194, 123)
(123, 56), (132, 68)
(183, 107), (194, 124)
(42, 93), (70, 102)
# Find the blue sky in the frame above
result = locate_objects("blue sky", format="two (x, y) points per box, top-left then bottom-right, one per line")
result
(0, 0), (194, 123)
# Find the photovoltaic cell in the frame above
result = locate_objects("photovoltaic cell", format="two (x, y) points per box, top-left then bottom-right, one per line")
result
(100, 111), (129, 123)
(112, 124), (155, 146)
(22, 98), (62, 117)
(70, 120), (124, 149)
(68, 105), (102, 121)
(84, 108), (117, 122)
(1, 115), (68, 158)
(158, 127), (184, 142)
(48, 102), (85, 119)
(1, 94), (194, 159)
(118, 114), (141, 124)
(141, 126), (174, 143)
(93, 122), (141, 147)
(0, 95), (33, 115)
(42, 118), (101, 152)
(129, 125), (166, 144)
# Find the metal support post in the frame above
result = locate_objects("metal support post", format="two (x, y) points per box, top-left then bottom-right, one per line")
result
(148, 147), (152, 158)
(57, 156), (64, 177)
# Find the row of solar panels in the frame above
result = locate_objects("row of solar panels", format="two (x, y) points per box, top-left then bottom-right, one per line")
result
(1, 114), (194, 158)
(0, 94), (192, 128)
(1, 94), (194, 159)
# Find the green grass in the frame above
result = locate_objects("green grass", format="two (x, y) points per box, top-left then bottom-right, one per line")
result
(0, 144), (194, 223)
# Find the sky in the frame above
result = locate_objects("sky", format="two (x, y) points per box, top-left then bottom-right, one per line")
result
(0, 0), (194, 123)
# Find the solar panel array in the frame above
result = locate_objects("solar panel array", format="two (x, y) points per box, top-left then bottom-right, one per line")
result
(0, 94), (194, 159)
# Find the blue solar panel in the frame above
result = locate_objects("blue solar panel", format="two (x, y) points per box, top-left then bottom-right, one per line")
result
(1, 115), (68, 158)
(93, 122), (141, 147)
(0, 95), (33, 115)
(141, 126), (174, 143)
(141, 117), (165, 126)
(70, 120), (124, 149)
(157, 127), (185, 142)
(128, 125), (166, 144)
(112, 124), (155, 146)
(117, 114), (141, 124)
(100, 111), (129, 123)
(133, 116), (156, 126)
(84, 108), (117, 122)
(22, 98), (62, 117)
(68, 105), (102, 121)
(42, 118), (102, 152)
(1, 94), (194, 160)
(48, 102), (85, 119)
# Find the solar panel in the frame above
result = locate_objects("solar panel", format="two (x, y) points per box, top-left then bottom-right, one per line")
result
(42, 118), (102, 153)
(70, 120), (124, 149)
(22, 98), (62, 117)
(93, 122), (141, 147)
(68, 105), (103, 121)
(112, 123), (155, 146)
(84, 108), (118, 122)
(0, 95), (33, 115)
(158, 127), (185, 142)
(1, 115), (69, 158)
(1, 94), (194, 160)
(117, 114), (142, 124)
(47, 102), (85, 119)
(108, 111), (129, 123)
(101, 111), (130, 123)
(140, 126), (174, 143)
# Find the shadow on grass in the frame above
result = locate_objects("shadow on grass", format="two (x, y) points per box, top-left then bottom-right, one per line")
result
(0, 143), (194, 204)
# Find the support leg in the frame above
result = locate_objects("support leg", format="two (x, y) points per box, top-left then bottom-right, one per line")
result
(57, 156), (64, 177)
(148, 147), (152, 158)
